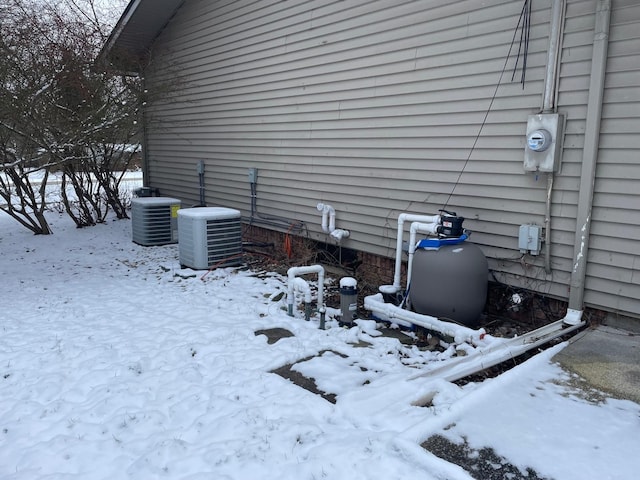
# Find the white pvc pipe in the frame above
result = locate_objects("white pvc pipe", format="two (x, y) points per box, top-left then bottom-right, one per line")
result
(287, 265), (325, 317)
(317, 203), (335, 233)
(317, 203), (350, 241)
(408, 312), (584, 383)
(331, 228), (350, 241)
(364, 293), (485, 345)
(387, 213), (441, 293)
(291, 277), (312, 303)
(406, 221), (440, 288)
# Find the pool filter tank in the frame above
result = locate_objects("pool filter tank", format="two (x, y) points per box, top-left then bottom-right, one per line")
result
(409, 224), (488, 327)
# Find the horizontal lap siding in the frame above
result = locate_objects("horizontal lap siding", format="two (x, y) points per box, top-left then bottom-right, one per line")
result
(582, 0), (640, 316)
(145, 0), (591, 302)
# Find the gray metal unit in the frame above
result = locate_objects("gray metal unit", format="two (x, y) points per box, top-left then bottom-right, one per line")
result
(131, 197), (181, 246)
(178, 207), (242, 270)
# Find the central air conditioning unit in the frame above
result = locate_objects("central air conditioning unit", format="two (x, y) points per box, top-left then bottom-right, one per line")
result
(178, 207), (243, 270)
(131, 197), (181, 246)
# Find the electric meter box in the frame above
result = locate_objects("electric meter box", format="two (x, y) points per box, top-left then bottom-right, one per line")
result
(524, 113), (565, 173)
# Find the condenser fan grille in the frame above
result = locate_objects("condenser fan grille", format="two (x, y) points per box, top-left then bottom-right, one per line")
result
(131, 197), (181, 246)
(178, 207), (242, 270)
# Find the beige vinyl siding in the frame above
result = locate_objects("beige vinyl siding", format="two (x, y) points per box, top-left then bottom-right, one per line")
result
(581, 0), (640, 316)
(142, 0), (637, 317)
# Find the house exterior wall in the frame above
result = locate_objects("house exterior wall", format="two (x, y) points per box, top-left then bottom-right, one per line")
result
(141, 0), (639, 319)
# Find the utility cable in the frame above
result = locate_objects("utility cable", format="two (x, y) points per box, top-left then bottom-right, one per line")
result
(442, 0), (532, 211)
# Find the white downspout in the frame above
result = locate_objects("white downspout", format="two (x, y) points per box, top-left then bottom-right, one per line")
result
(381, 213), (441, 295)
(566, 0), (610, 325)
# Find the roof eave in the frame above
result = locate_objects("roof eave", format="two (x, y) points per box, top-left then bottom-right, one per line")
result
(97, 0), (185, 73)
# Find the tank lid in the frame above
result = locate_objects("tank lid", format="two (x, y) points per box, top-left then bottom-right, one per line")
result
(339, 277), (357, 288)
(416, 233), (468, 251)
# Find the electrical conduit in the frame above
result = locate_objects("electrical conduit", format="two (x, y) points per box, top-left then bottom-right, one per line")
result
(542, 0), (566, 274)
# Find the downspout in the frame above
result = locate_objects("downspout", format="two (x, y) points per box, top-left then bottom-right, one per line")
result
(542, 0), (566, 274)
(567, 0), (611, 320)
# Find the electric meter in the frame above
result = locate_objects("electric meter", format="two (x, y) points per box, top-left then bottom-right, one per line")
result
(527, 129), (552, 152)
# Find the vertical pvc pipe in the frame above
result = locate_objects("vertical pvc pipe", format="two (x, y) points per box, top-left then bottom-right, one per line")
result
(389, 213), (441, 292)
(568, 0), (610, 311)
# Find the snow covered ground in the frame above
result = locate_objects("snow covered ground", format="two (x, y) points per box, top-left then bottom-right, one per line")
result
(1, 211), (639, 479)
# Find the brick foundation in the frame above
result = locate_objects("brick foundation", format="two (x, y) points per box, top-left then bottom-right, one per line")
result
(241, 223), (611, 326)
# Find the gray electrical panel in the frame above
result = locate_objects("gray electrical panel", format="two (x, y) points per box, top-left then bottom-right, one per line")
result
(524, 113), (565, 173)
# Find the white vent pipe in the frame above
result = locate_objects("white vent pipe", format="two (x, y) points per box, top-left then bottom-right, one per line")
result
(364, 293), (486, 345)
(383, 213), (441, 294)
(317, 203), (350, 242)
(317, 203), (335, 233)
(287, 265), (325, 319)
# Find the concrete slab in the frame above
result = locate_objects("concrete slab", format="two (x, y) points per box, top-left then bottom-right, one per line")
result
(553, 326), (640, 404)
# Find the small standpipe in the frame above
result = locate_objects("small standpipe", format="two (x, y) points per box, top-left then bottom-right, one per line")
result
(287, 265), (326, 329)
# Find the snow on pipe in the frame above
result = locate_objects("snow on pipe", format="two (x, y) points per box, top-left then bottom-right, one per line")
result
(317, 203), (350, 242)
(291, 277), (312, 304)
(287, 265), (326, 321)
(382, 213), (441, 294)
(408, 310), (585, 384)
(364, 293), (486, 345)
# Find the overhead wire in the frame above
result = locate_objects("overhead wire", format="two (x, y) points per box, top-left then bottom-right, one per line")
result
(442, 0), (532, 211)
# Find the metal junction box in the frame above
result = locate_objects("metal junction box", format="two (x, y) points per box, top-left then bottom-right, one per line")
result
(519, 224), (542, 256)
(524, 113), (565, 173)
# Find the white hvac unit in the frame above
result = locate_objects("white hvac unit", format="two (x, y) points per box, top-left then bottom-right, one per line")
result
(131, 197), (181, 246)
(178, 207), (243, 270)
